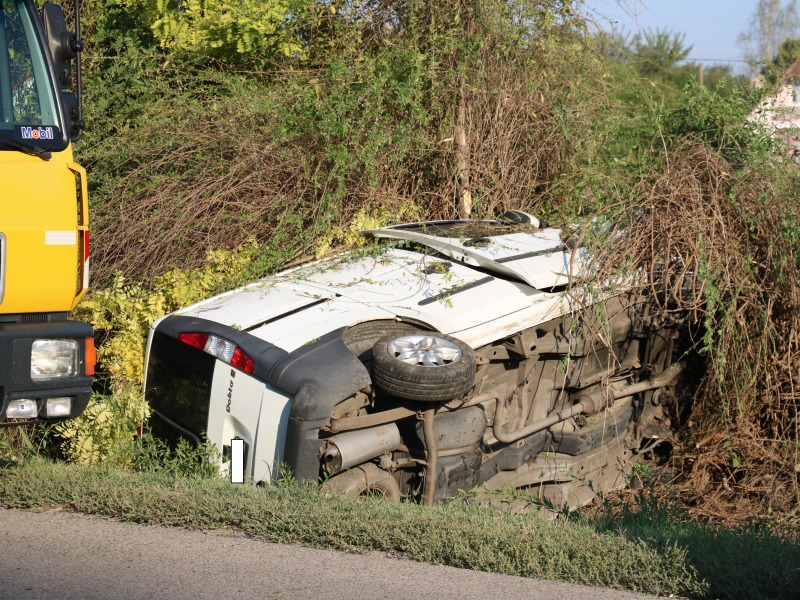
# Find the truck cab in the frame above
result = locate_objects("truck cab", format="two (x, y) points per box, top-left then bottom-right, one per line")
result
(0, 0), (93, 425)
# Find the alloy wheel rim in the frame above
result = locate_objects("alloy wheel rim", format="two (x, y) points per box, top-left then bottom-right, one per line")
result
(386, 335), (462, 367)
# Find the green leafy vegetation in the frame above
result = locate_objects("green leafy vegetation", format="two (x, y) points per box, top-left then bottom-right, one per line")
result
(118, 0), (307, 61)
(77, 0), (607, 283)
(0, 458), (707, 598)
(31, 0), (800, 519)
(3, 459), (800, 599)
(764, 37), (800, 83)
(1, 0), (799, 579)
(582, 487), (800, 600)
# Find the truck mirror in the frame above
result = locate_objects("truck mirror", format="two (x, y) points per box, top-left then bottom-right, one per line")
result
(41, 3), (79, 89)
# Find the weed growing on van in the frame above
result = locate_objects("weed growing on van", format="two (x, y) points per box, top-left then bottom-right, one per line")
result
(125, 430), (221, 479)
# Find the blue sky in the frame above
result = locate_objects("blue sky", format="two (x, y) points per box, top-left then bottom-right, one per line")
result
(581, 0), (757, 72)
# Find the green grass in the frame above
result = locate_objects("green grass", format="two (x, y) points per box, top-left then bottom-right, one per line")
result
(1, 459), (798, 598)
(582, 491), (800, 600)
(0, 458), (705, 597)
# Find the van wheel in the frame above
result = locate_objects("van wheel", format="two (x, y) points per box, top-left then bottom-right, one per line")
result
(371, 331), (476, 402)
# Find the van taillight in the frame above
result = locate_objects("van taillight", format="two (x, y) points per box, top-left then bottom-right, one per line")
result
(177, 332), (255, 374)
(177, 332), (209, 350)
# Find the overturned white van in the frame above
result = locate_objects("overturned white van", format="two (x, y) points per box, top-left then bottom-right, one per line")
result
(144, 216), (685, 509)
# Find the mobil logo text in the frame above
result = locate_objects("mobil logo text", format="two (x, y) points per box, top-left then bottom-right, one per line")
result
(20, 127), (54, 140)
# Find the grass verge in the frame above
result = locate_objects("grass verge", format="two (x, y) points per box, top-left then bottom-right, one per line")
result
(1, 459), (798, 599)
(582, 489), (800, 600)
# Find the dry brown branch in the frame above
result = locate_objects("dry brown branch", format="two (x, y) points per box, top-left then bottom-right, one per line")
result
(578, 138), (800, 524)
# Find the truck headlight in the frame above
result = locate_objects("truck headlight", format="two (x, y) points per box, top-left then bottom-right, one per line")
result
(31, 339), (79, 380)
(5, 399), (38, 419)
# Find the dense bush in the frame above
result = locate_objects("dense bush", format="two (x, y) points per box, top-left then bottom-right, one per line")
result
(77, 0), (608, 283)
(582, 83), (800, 521)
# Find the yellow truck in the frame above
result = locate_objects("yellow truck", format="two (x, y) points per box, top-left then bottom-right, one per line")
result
(0, 0), (94, 425)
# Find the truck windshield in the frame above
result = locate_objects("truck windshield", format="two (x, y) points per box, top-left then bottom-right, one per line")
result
(0, 0), (63, 150)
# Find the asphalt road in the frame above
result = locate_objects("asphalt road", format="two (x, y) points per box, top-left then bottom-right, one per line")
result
(0, 508), (662, 600)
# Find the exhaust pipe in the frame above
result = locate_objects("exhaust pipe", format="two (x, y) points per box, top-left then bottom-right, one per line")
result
(320, 423), (401, 473)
